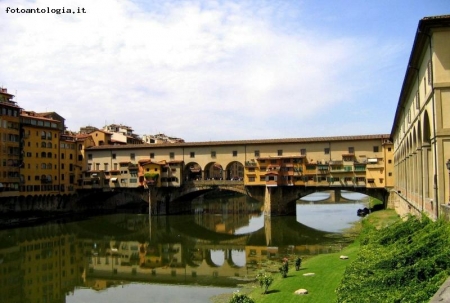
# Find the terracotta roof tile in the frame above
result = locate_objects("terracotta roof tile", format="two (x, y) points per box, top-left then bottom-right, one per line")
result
(86, 134), (391, 150)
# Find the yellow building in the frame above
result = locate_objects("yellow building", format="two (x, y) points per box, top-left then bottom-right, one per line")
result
(20, 111), (63, 196)
(391, 15), (450, 220)
(86, 134), (394, 192)
(245, 137), (394, 189)
(0, 88), (21, 198)
(139, 159), (163, 187)
(59, 133), (78, 195)
(89, 129), (113, 146)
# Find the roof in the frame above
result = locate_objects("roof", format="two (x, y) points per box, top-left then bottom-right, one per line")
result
(86, 134), (391, 151)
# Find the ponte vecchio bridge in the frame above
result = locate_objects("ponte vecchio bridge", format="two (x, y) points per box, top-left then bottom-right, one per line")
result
(81, 134), (395, 216)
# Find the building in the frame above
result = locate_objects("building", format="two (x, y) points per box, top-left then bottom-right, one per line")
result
(84, 134), (394, 191)
(142, 133), (185, 144)
(391, 15), (450, 220)
(0, 88), (21, 198)
(20, 110), (65, 196)
(103, 124), (143, 145)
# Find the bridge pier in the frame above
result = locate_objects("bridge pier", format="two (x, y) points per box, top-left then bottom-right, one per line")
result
(263, 187), (299, 216)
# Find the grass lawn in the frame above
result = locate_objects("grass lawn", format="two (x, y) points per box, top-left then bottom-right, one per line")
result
(247, 240), (361, 303)
(212, 209), (401, 303)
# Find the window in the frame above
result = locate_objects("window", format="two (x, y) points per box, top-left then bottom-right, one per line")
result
(427, 60), (432, 84)
(112, 154), (116, 160)
(130, 153), (135, 160)
(211, 151), (216, 158)
(190, 152), (195, 158)
(104, 163), (109, 171)
(150, 153), (154, 159)
(388, 160), (392, 164)
(61, 153), (65, 159)
(348, 147), (354, 154)
(324, 148), (330, 154)
(254, 150), (260, 157)
(232, 151), (237, 157)
(416, 90), (420, 109)
(277, 150), (283, 156)
(248, 177), (255, 182)
(300, 149), (306, 156)
(88, 154), (92, 160)
(373, 146), (379, 153)
(169, 152), (174, 159)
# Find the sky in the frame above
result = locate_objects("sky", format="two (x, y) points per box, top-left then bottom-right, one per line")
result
(0, 0), (449, 142)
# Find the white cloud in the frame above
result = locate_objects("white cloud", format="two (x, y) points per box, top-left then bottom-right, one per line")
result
(0, 0), (405, 141)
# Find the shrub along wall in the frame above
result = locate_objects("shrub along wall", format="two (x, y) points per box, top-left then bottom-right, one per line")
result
(336, 215), (450, 302)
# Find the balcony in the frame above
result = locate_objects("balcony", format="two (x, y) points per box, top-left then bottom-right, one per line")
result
(354, 165), (366, 172)
(245, 161), (257, 167)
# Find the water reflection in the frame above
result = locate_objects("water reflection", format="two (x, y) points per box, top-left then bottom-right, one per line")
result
(0, 192), (365, 303)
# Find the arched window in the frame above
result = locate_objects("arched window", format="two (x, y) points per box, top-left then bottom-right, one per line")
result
(47, 142), (52, 148)
(47, 152), (52, 158)
(47, 163), (52, 169)
(41, 163), (46, 169)
(41, 142), (46, 148)
(47, 132), (52, 139)
(41, 152), (46, 158)
(41, 131), (46, 139)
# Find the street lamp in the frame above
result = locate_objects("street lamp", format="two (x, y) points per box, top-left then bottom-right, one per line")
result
(446, 159), (450, 204)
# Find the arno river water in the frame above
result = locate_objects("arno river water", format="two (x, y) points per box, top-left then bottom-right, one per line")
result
(0, 191), (368, 303)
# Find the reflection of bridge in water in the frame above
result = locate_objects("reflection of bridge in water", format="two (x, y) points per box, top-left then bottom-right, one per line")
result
(72, 213), (352, 286)
(0, 209), (357, 299)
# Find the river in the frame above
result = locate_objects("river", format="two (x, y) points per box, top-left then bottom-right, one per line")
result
(0, 191), (368, 303)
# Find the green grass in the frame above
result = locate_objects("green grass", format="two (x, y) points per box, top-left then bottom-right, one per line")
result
(214, 210), (402, 303)
(246, 240), (361, 303)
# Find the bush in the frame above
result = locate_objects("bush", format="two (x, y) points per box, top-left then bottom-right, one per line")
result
(279, 259), (289, 278)
(256, 271), (274, 294)
(228, 291), (255, 303)
(336, 215), (450, 302)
